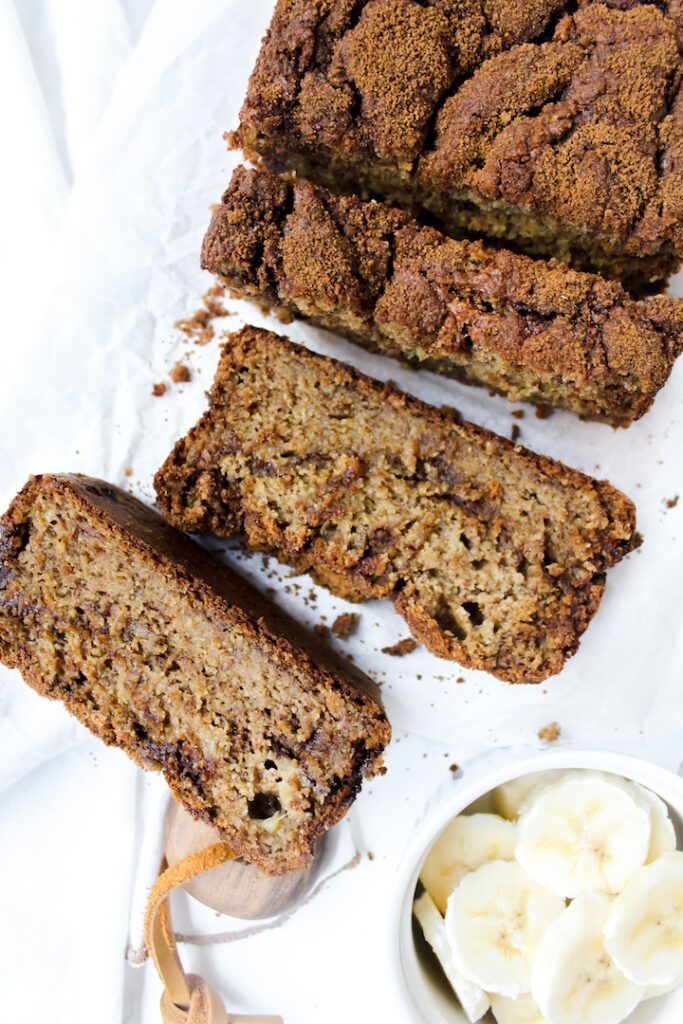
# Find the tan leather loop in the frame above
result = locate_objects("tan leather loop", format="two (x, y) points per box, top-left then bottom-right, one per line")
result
(160, 974), (228, 1024)
(144, 841), (283, 1024)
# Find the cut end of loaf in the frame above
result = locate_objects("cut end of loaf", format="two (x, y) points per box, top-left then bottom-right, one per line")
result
(155, 326), (640, 684)
(201, 166), (683, 426)
(0, 474), (390, 874)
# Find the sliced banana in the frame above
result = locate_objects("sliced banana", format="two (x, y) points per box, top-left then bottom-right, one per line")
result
(591, 772), (676, 864)
(413, 891), (490, 1023)
(489, 992), (550, 1024)
(493, 772), (554, 820)
(515, 774), (651, 897)
(444, 860), (564, 998)
(420, 813), (517, 914)
(642, 981), (680, 1000)
(603, 850), (683, 986)
(634, 783), (676, 862)
(531, 891), (644, 1024)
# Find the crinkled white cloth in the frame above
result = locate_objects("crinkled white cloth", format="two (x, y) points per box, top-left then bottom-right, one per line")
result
(1, 2), (683, 1022)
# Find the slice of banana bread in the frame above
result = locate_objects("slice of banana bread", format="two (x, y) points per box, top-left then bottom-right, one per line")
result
(154, 327), (639, 684)
(202, 166), (683, 426)
(0, 474), (389, 874)
(236, 0), (683, 288)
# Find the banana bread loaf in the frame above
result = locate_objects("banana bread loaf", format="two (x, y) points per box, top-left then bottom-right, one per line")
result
(154, 327), (639, 684)
(0, 474), (390, 874)
(236, 0), (683, 288)
(202, 166), (683, 426)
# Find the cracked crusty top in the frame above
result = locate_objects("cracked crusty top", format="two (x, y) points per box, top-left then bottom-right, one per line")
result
(202, 166), (683, 393)
(238, 0), (683, 255)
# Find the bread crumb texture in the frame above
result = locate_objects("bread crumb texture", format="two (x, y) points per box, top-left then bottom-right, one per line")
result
(331, 612), (358, 638)
(538, 721), (562, 742)
(154, 326), (640, 683)
(170, 361), (191, 384)
(0, 474), (389, 874)
(382, 638), (419, 656)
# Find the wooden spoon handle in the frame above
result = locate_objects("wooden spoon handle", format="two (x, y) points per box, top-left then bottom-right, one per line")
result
(145, 842), (284, 1024)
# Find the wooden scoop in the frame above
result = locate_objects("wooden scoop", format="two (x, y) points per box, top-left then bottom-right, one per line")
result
(164, 800), (323, 919)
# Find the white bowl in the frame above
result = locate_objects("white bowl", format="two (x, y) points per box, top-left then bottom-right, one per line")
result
(389, 749), (683, 1024)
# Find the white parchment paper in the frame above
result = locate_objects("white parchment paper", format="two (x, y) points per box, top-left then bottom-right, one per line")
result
(1, 2), (682, 1021)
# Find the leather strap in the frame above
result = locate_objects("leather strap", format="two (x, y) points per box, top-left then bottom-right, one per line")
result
(145, 841), (284, 1024)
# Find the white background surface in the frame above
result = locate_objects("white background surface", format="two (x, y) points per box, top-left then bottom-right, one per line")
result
(1, 2), (682, 1022)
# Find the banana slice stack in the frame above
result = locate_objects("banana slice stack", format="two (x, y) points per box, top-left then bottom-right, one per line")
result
(414, 769), (683, 1024)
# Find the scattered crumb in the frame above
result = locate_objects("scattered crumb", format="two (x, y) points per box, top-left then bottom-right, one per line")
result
(152, 382), (167, 397)
(511, 424), (521, 442)
(534, 405), (553, 420)
(124, 467), (132, 477)
(367, 851), (374, 861)
(449, 764), (459, 773)
(456, 676), (465, 683)
(381, 638), (418, 657)
(331, 612), (358, 638)
(538, 721), (561, 743)
(274, 306), (294, 325)
(511, 409), (525, 419)
(170, 361), (191, 383)
(175, 283), (232, 346)
(313, 624), (328, 638)
(665, 495), (679, 509)
(440, 403), (462, 421)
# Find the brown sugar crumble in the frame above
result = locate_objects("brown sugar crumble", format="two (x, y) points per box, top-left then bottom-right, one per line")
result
(170, 361), (191, 384)
(152, 382), (167, 398)
(382, 638), (418, 657)
(331, 612), (358, 639)
(237, 0), (683, 288)
(175, 283), (232, 346)
(203, 167), (683, 427)
(538, 721), (561, 743)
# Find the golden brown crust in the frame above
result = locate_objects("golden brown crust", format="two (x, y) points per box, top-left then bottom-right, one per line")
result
(154, 326), (639, 684)
(0, 474), (389, 874)
(202, 166), (683, 424)
(237, 0), (683, 283)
